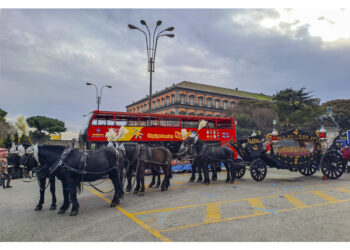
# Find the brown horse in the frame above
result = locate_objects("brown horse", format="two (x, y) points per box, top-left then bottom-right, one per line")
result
(132, 145), (172, 196)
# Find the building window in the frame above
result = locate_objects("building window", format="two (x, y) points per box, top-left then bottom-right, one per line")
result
(172, 94), (175, 104)
(207, 99), (212, 107)
(180, 95), (185, 104)
(157, 100), (160, 108)
(137, 107), (139, 112)
(215, 99), (220, 108)
(198, 97), (203, 106)
(162, 98), (165, 107)
(223, 101), (227, 109)
(231, 102), (235, 108)
(189, 96), (194, 105)
(166, 96), (169, 106)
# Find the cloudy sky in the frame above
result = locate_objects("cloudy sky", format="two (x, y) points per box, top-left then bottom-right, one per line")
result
(1, 6), (350, 135)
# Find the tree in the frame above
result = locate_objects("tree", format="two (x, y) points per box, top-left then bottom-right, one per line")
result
(273, 87), (322, 129)
(26, 116), (67, 143)
(0, 108), (16, 147)
(225, 99), (278, 137)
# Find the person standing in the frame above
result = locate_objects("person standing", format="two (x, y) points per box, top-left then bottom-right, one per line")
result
(0, 148), (12, 188)
(341, 145), (350, 173)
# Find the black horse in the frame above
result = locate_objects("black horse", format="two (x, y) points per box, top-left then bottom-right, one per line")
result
(179, 133), (235, 185)
(22, 144), (125, 216)
(20, 145), (64, 211)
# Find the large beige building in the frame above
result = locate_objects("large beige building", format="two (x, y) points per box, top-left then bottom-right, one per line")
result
(126, 81), (271, 117)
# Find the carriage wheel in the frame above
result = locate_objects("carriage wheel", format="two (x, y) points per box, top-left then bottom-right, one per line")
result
(320, 150), (344, 179)
(299, 164), (317, 176)
(233, 159), (246, 179)
(250, 159), (267, 182)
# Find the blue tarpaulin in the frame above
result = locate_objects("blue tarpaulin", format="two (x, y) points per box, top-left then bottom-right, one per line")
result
(171, 163), (226, 173)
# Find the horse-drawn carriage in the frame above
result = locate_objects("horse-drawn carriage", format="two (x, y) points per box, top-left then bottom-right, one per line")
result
(230, 128), (346, 181)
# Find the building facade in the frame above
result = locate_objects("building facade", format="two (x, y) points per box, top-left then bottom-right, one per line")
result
(126, 81), (271, 117)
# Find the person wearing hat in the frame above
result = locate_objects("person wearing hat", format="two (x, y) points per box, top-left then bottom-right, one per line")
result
(341, 145), (350, 173)
(0, 148), (12, 188)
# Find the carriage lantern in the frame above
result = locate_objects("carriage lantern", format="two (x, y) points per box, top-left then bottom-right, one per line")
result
(319, 125), (327, 140)
(271, 129), (279, 143)
(271, 120), (279, 143)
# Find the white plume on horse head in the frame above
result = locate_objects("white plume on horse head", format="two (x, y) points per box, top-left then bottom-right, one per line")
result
(106, 128), (118, 142)
(117, 126), (128, 140)
(198, 120), (208, 131)
(15, 116), (30, 136)
(181, 129), (188, 140)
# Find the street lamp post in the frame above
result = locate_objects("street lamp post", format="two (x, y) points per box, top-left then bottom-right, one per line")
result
(86, 82), (112, 110)
(128, 20), (175, 113)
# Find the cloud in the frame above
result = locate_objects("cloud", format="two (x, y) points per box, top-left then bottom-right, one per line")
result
(1, 9), (350, 133)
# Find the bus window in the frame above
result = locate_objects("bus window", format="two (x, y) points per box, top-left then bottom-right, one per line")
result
(91, 113), (114, 126)
(217, 120), (232, 129)
(140, 116), (159, 126)
(181, 119), (199, 128)
(115, 115), (138, 127)
(107, 120), (115, 126)
(160, 117), (180, 127)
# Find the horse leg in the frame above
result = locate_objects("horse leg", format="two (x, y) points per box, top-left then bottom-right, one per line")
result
(133, 169), (140, 194)
(58, 179), (70, 214)
(125, 165), (132, 192)
(189, 161), (196, 182)
(149, 171), (156, 188)
(230, 162), (235, 184)
(197, 163), (203, 182)
(35, 178), (46, 211)
(211, 163), (218, 181)
(109, 172), (121, 207)
(138, 167), (145, 196)
(224, 162), (230, 183)
(155, 167), (161, 188)
(202, 160), (210, 185)
(67, 179), (79, 216)
(49, 177), (57, 210)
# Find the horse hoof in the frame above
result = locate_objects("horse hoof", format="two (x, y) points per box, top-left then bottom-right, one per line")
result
(125, 188), (131, 193)
(138, 192), (145, 196)
(189, 179), (194, 183)
(49, 205), (57, 210)
(196, 179), (202, 183)
(34, 206), (42, 211)
(69, 210), (78, 216)
(132, 190), (138, 194)
(155, 185), (160, 188)
(110, 202), (118, 207)
(225, 180), (230, 183)
(57, 209), (66, 214)
(212, 178), (217, 181)
(229, 180), (234, 184)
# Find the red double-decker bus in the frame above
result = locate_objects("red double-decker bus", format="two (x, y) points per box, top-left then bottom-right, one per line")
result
(79, 110), (237, 154)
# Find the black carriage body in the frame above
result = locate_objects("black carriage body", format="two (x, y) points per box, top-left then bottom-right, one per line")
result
(265, 128), (323, 171)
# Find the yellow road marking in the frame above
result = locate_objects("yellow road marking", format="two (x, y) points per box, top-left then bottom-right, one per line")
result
(283, 194), (308, 208)
(311, 190), (339, 203)
(159, 197), (350, 233)
(247, 198), (267, 214)
(336, 187), (350, 194)
(85, 186), (171, 242)
(205, 203), (221, 222)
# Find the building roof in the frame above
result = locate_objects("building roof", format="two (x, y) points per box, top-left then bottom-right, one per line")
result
(126, 81), (271, 107)
(175, 81), (271, 101)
